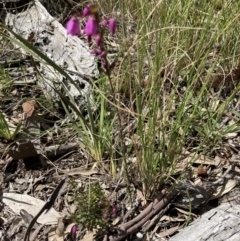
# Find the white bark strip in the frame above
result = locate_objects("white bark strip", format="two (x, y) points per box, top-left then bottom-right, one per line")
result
(170, 203), (240, 241)
(5, 0), (99, 109)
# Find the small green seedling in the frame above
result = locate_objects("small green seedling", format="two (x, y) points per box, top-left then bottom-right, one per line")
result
(0, 112), (21, 141)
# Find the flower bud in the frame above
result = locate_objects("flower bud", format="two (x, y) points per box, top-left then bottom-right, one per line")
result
(95, 35), (102, 47)
(83, 5), (91, 16)
(85, 17), (98, 36)
(112, 207), (117, 215)
(108, 18), (116, 34)
(96, 49), (102, 55)
(90, 50), (96, 54)
(66, 17), (80, 36)
(71, 225), (77, 234)
(101, 19), (108, 27)
(99, 51), (106, 58)
(101, 61), (107, 69)
(103, 213), (109, 219)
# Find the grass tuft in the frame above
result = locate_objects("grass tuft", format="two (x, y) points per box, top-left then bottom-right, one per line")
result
(2, 1), (240, 230)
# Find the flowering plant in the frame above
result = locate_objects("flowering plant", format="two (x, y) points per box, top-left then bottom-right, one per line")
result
(70, 180), (118, 230)
(66, 3), (116, 74)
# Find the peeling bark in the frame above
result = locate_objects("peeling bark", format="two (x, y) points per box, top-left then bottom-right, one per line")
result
(170, 203), (240, 241)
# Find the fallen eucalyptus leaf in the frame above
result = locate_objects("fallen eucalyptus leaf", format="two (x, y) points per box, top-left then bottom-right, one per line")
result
(2, 193), (61, 224)
(224, 132), (238, 138)
(210, 179), (237, 200)
(66, 167), (98, 176)
(80, 231), (95, 241)
(48, 226), (64, 241)
(159, 225), (180, 238)
(20, 209), (38, 229)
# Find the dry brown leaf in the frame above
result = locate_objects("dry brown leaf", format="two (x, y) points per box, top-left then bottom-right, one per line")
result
(161, 215), (186, 222)
(159, 225), (180, 238)
(29, 224), (44, 241)
(202, 63), (240, 90)
(210, 179), (237, 200)
(11, 117), (21, 124)
(224, 133), (238, 138)
(136, 189), (147, 206)
(174, 207), (198, 218)
(20, 209), (38, 229)
(65, 222), (76, 234)
(35, 184), (46, 191)
(80, 231), (96, 241)
(176, 152), (221, 172)
(112, 216), (121, 226)
(56, 217), (65, 237)
(2, 193), (61, 224)
(191, 154), (221, 166)
(66, 167), (98, 176)
(22, 99), (36, 118)
(48, 222), (76, 241)
(11, 89), (18, 95)
(48, 226), (64, 241)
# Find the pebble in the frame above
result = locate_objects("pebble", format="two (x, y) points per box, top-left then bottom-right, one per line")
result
(136, 232), (143, 239)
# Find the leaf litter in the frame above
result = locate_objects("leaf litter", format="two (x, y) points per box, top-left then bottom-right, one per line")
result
(1, 1), (240, 241)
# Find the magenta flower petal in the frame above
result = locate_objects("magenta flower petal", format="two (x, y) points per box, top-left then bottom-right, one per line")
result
(108, 18), (116, 34)
(66, 17), (80, 36)
(102, 61), (107, 69)
(103, 213), (109, 220)
(99, 51), (106, 58)
(85, 17), (98, 36)
(95, 49), (102, 55)
(90, 50), (97, 55)
(112, 207), (117, 215)
(101, 19), (108, 27)
(95, 35), (102, 46)
(83, 6), (91, 16)
(71, 225), (77, 234)
(71, 225), (77, 240)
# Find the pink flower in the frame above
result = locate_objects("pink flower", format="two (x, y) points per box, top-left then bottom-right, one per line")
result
(103, 213), (109, 220)
(83, 5), (91, 17)
(99, 51), (106, 58)
(90, 50), (97, 55)
(101, 61), (107, 69)
(112, 207), (117, 215)
(66, 17), (80, 36)
(95, 35), (102, 46)
(108, 18), (116, 34)
(85, 17), (98, 36)
(101, 19), (108, 27)
(96, 49), (102, 55)
(90, 49), (102, 55)
(71, 225), (77, 240)
(71, 225), (77, 234)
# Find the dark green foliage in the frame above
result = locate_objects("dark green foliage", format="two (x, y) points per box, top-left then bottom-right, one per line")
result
(70, 179), (111, 230)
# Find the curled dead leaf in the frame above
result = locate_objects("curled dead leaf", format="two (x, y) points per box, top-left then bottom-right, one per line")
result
(210, 179), (237, 200)
(22, 100), (36, 118)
